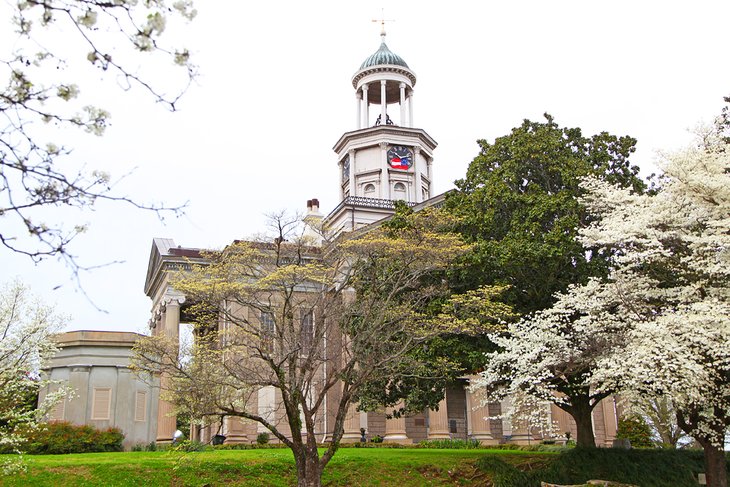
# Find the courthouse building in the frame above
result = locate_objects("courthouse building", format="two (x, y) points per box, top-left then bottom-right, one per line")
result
(48, 31), (619, 448)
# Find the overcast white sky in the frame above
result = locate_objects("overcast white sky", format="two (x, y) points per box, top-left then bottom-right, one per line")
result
(2, 1), (729, 334)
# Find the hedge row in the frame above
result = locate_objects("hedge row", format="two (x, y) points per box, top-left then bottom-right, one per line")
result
(476, 447), (720, 487)
(0, 422), (124, 455)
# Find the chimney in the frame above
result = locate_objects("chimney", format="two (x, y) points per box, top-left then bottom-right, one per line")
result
(303, 197), (324, 245)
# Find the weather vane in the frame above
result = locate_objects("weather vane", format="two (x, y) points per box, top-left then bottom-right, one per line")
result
(372, 8), (394, 38)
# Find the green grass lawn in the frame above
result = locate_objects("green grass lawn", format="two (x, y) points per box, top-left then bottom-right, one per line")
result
(0, 448), (547, 486)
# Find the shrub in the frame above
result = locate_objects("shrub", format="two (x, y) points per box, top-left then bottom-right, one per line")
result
(476, 448), (708, 487)
(419, 438), (481, 449)
(255, 432), (270, 445)
(475, 456), (529, 487)
(15, 422), (124, 454)
(616, 416), (654, 448)
(370, 435), (383, 443)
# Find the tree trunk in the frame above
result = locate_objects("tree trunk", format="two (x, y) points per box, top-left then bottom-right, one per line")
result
(570, 403), (596, 448)
(295, 446), (323, 487)
(699, 440), (727, 487)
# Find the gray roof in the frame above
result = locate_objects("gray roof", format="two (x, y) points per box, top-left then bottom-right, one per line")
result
(359, 41), (409, 69)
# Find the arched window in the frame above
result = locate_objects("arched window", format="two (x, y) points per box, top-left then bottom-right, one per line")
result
(393, 182), (406, 200)
(364, 183), (375, 196)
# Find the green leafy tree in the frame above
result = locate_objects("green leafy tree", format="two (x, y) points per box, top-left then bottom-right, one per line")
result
(445, 114), (647, 315)
(134, 210), (472, 487)
(616, 416), (654, 448)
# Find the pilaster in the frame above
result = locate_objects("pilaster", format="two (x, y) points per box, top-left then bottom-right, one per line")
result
(379, 141), (390, 200)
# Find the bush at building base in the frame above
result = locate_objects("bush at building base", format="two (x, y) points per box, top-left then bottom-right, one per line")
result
(0, 422), (124, 454)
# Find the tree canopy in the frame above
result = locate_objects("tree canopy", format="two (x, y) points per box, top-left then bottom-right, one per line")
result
(445, 114), (647, 315)
(0, 280), (67, 474)
(578, 127), (730, 487)
(133, 209), (473, 487)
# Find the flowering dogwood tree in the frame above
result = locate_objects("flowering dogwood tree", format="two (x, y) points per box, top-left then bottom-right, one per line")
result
(474, 125), (729, 474)
(0, 281), (67, 474)
(472, 277), (638, 447)
(578, 130), (730, 487)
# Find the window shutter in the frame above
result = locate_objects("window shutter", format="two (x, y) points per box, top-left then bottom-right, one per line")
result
(134, 391), (147, 422)
(91, 388), (112, 420)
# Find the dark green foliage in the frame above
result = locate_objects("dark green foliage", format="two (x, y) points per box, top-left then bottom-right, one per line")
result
(445, 114), (647, 315)
(616, 416), (655, 448)
(255, 432), (270, 445)
(2, 422), (124, 454)
(476, 448), (721, 487)
(476, 456), (530, 486)
(213, 443), (289, 450)
(418, 438), (481, 449)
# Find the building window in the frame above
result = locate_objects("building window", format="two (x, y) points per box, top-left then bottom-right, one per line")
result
(260, 312), (275, 353)
(91, 387), (112, 421)
(301, 310), (314, 354)
(364, 183), (375, 196)
(135, 391), (147, 422)
(393, 182), (406, 200)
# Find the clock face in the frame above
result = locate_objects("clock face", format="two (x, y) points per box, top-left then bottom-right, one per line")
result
(387, 146), (413, 170)
(342, 155), (350, 182)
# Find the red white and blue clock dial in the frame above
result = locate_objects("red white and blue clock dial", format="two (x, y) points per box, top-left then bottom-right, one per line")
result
(387, 146), (413, 170)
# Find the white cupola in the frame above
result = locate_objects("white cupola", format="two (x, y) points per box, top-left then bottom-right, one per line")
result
(323, 27), (438, 237)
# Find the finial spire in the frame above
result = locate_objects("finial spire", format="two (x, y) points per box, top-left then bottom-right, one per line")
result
(372, 8), (394, 42)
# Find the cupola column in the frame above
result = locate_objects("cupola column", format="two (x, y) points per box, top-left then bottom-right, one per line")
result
(408, 90), (414, 128)
(380, 80), (387, 125)
(356, 91), (362, 130)
(362, 84), (369, 128)
(399, 83), (406, 126)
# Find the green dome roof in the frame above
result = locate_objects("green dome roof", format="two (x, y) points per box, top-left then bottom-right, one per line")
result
(359, 41), (409, 69)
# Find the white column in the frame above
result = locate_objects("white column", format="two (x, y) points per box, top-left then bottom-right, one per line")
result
(408, 90), (414, 127)
(356, 91), (362, 130)
(362, 84), (369, 127)
(428, 397), (450, 440)
(380, 80), (387, 125)
(399, 83), (406, 126)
